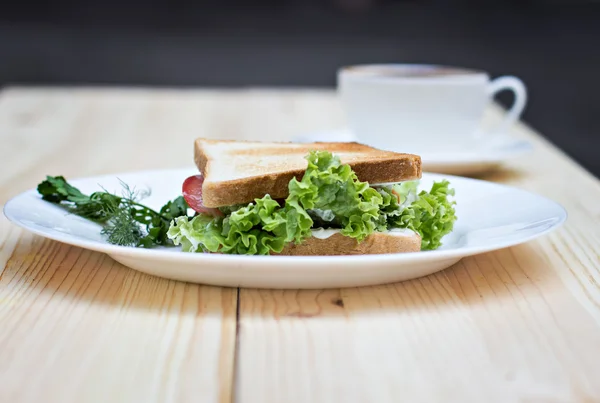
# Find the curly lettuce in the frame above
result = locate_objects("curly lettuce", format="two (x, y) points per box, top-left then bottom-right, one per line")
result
(287, 150), (386, 241)
(167, 150), (457, 255)
(168, 195), (304, 255)
(385, 181), (456, 250)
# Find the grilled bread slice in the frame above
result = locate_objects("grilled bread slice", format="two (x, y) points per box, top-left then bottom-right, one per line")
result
(276, 230), (421, 256)
(194, 138), (422, 208)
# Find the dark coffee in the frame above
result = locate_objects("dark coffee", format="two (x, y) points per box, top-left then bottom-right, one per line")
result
(344, 64), (482, 78)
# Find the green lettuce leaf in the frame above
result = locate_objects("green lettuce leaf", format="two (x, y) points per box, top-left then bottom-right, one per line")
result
(287, 150), (385, 241)
(167, 195), (298, 255)
(386, 180), (456, 250)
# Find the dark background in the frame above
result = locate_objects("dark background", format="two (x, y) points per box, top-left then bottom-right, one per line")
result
(1, 0), (599, 175)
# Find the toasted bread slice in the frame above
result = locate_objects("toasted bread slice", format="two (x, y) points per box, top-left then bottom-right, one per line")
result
(276, 231), (421, 255)
(194, 138), (422, 207)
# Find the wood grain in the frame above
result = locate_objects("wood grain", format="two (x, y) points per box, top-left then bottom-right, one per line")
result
(0, 88), (243, 403)
(234, 95), (600, 402)
(2, 87), (600, 402)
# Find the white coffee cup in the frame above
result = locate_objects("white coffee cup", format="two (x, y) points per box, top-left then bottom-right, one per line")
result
(338, 64), (527, 153)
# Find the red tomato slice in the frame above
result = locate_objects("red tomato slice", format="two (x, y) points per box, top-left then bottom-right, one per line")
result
(182, 175), (223, 217)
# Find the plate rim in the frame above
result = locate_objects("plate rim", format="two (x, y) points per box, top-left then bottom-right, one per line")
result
(3, 169), (567, 264)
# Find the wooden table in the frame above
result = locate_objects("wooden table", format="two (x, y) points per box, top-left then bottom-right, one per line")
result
(1, 87), (600, 403)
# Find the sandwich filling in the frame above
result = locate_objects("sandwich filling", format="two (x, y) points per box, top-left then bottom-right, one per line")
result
(310, 227), (416, 239)
(167, 150), (456, 255)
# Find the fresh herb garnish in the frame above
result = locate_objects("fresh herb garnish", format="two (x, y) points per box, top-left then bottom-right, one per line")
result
(37, 175), (191, 247)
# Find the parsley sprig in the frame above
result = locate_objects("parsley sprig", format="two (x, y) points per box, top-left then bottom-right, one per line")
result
(37, 176), (191, 247)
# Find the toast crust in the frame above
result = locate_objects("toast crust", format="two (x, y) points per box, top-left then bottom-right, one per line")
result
(276, 231), (421, 256)
(194, 138), (422, 208)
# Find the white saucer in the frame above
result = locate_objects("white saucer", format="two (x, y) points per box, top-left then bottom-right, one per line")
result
(293, 129), (533, 175)
(4, 169), (565, 289)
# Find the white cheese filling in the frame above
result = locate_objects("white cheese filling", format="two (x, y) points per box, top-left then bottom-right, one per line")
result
(310, 228), (416, 240)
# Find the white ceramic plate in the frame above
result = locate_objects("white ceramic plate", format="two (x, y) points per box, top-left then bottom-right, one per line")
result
(293, 129), (533, 176)
(3, 169), (565, 289)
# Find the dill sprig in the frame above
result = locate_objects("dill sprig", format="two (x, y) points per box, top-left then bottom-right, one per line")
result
(37, 175), (191, 247)
(100, 182), (146, 246)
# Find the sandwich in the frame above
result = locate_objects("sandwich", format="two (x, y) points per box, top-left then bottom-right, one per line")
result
(167, 138), (457, 256)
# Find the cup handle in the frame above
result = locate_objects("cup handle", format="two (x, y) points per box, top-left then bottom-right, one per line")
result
(486, 75), (527, 135)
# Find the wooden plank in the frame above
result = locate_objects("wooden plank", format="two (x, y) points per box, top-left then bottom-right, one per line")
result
(0, 87), (342, 203)
(235, 98), (600, 402)
(0, 88), (240, 403)
(4, 87), (600, 402)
